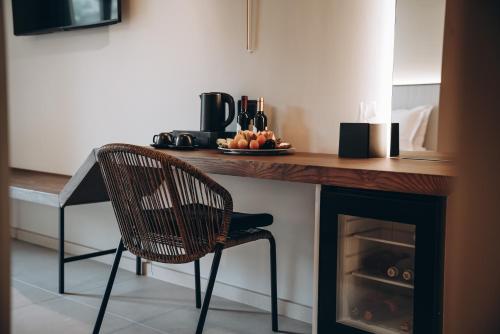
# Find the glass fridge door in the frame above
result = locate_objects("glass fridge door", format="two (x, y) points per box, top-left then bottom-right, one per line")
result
(337, 215), (416, 334)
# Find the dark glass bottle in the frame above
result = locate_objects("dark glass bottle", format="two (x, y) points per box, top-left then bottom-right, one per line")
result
(350, 292), (401, 323)
(254, 97), (267, 133)
(237, 96), (250, 131)
(362, 250), (404, 276)
(387, 257), (413, 280)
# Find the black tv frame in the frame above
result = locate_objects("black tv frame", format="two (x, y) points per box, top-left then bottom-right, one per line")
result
(12, 0), (122, 36)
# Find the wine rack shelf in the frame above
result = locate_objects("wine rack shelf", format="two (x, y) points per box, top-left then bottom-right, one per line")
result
(352, 271), (414, 289)
(352, 228), (415, 249)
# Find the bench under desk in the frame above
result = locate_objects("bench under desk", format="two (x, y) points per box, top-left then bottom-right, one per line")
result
(9, 165), (142, 294)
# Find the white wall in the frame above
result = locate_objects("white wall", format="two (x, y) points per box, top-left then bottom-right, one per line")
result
(393, 0), (446, 85)
(5, 0), (396, 323)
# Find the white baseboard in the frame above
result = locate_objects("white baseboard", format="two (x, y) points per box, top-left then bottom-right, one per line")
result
(12, 227), (312, 324)
(13, 227), (139, 273)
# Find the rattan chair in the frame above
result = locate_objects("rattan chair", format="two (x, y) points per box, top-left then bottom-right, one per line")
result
(93, 144), (278, 334)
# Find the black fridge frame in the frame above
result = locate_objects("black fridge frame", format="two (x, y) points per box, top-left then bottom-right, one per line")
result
(317, 186), (446, 334)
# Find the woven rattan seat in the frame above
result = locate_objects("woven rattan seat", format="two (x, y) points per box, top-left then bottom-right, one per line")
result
(142, 204), (273, 233)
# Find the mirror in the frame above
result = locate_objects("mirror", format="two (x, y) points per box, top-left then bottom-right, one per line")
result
(392, 0), (446, 152)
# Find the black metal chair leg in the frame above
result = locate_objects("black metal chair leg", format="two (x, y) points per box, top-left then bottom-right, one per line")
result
(58, 207), (65, 294)
(136, 256), (142, 275)
(269, 236), (279, 332)
(93, 239), (125, 334)
(196, 245), (223, 334)
(195, 259), (201, 309)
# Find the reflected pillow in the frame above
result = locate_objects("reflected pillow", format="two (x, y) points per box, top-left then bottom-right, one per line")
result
(392, 105), (433, 151)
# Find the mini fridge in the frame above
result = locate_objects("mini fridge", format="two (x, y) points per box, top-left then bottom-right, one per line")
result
(318, 187), (446, 334)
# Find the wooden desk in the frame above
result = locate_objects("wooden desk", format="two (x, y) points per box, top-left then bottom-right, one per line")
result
(57, 148), (455, 200)
(139, 148), (455, 334)
(12, 150), (456, 204)
(150, 148), (456, 196)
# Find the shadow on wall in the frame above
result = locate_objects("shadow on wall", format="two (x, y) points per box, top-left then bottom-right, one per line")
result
(25, 29), (110, 56)
(281, 106), (310, 152)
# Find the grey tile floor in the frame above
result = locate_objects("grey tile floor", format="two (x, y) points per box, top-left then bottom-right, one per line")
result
(11, 240), (311, 334)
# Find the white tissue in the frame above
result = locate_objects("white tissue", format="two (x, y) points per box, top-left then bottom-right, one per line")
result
(359, 101), (384, 123)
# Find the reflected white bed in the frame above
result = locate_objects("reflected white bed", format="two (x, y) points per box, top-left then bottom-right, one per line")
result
(392, 84), (440, 151)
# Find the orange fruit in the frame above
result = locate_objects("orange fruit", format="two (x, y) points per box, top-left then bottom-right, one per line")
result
(237, 139), (249, 149)
(249, 140), (259, 149)
(228, 140), (239, 149)
(233, 134), (244, 143)
(257, 134), (266, 146)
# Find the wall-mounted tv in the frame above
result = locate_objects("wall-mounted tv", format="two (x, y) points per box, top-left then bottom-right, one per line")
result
(12, 0), (121, 36)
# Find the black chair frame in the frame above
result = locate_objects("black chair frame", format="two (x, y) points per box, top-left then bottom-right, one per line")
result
(93, 237), (278, 334)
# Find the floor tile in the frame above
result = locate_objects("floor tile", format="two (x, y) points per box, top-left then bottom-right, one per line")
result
(109, 323), (169, 334)
(11, 279), (60, 310)
(11, 240), (312, 334)
(12, 241), (136, 294)
(67, 277), (183, 323)
(143, 305), (310, 334)
(12, 297), (131, 334)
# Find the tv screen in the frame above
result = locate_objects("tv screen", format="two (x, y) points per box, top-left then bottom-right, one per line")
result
(12, 0), (121, 36)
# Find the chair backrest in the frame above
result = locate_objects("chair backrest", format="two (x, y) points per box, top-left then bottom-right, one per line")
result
(96, 144), (233, 264)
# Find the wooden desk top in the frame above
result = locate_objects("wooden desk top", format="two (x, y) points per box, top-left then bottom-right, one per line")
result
(152, 148), (456, 196)
(10, 148), (456, 209)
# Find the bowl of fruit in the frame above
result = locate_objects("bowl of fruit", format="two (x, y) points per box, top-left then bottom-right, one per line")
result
(217, 130), (294, 155)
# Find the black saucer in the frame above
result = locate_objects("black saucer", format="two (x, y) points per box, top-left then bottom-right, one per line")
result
(150, 143), (171, 149)
(150, 143), (197, 150)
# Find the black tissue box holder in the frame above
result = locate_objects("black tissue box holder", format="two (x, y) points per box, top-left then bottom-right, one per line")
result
(338, 123), (400, 158)
(339, 123), (370, 158)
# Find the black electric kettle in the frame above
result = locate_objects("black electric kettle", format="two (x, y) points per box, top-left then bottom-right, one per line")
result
(200, 92), (235, 132)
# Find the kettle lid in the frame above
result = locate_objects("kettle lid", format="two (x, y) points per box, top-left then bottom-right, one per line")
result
(200, 92), (224, 96)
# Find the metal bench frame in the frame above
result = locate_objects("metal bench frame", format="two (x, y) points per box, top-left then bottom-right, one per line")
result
(58, 206), (142, 294)
(10, 150), (143, 294)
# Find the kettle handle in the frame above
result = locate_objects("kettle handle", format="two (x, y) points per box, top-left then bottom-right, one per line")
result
(221, 93), (235, 128)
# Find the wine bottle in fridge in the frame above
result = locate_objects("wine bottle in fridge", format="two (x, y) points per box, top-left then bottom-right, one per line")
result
(362, 250), (406, 276)
(386, 257), (414, 281)
(349, 292), (401, 323)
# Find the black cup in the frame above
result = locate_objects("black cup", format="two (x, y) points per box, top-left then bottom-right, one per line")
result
(175, 133), (195, 147)
(153, 132), (175, 146)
